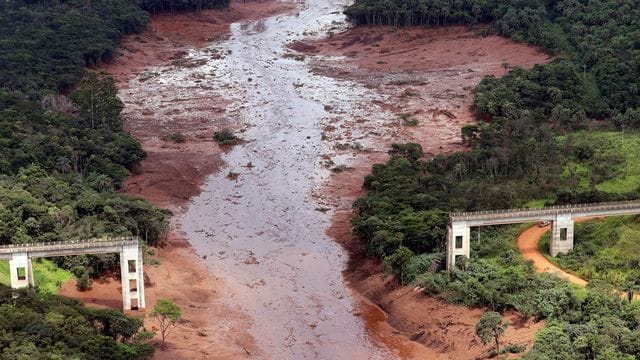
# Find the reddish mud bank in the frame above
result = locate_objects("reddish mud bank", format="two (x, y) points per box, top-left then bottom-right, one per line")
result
(301, 26), (550, 357)
(60, 2), (295, 359)
(297, 25), (549, 157)
(60, 233), (257, 359)
(331, 211), (544, 359)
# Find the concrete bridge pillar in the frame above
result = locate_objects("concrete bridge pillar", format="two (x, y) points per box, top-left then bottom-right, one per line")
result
(120, 244), (145, 310)
(446, 221), (470, 270)
(550, 213), (574, 256)
(9, 252), (33, 289)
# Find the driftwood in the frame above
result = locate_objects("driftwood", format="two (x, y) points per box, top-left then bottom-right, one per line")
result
(440, 109), (456, 119)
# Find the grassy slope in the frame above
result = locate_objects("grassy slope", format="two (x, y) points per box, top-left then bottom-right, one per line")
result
(0, 259), (73, 294)
(564, 131), (640, 193)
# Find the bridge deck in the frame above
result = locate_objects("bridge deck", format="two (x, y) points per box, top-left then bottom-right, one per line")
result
(450, 201), (640, 226)
(0, 237), (139, 260)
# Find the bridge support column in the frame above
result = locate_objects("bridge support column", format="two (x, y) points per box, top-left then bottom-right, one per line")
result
(446, 221), (470, 270)
(120, 244), (145, 311)
(9, 252), (33, 289)
(550, 214), (574, 256)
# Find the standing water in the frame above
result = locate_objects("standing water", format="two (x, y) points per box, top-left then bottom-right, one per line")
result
(176, 0), (394, 358)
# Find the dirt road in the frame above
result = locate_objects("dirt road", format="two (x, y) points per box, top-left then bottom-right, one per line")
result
(517, 225), (587, 286)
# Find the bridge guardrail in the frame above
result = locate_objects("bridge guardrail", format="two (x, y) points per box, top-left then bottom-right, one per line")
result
(450, 200), (640, 222)
(0, 236), (139, 255)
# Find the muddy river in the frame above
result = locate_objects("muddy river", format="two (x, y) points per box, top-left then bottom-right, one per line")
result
(107, 0), (553, 355)
(162, 0), (394, 358)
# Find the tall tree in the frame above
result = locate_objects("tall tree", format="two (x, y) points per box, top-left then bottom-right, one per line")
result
(70, 71), (123, 130)
(476, 311), (508, 357)
(150, 299), (182, 350)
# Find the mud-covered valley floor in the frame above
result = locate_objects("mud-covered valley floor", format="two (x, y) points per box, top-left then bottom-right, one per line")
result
(61, 2), (550, 359)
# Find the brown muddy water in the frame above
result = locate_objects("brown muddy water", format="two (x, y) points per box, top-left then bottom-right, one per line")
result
(168, 1), (396, 358)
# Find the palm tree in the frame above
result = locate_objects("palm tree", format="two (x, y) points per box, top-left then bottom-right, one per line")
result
(501, 62), (510, 75)
(91, 174), (112, 192)
(54, 156), (71, 174)
(621, 281), (638, 302)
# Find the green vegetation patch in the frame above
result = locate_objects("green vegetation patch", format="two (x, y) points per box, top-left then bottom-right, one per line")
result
(0, 285), (154, 359)
(559, 131), (640, 194)
(543, 216), (640, 289)
(33, 259), (74, 295)
(0, 259), (75, 295)
(214, 128), (241, 146)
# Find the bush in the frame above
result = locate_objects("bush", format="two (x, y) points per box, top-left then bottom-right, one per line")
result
(502, 343), (526, 354)
(214, 128), (240, 145)
(164, 132), (186, 143)
(76, 272), (92, 291)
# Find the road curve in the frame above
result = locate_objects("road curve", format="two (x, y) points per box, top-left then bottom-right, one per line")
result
(516, 224), (588, 286)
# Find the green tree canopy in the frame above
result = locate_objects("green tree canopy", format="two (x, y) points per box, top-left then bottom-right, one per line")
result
(476, 311), (508, 356)
(150, 299), (182, 350)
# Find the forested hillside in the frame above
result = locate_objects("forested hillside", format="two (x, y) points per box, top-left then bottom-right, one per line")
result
(348, 0), (640, 358)
(0, 286), (154, 359)
(0, 0), (226, 357)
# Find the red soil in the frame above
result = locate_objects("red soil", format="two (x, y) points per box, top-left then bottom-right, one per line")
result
(59, 233), (258, 359)
(518, 223), (589, 287)
(305, 25), (551, 358)
(59, 2), (294, 358)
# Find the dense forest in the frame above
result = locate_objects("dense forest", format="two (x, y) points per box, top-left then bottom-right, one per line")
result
(348, 0), (640, 358)
(0, 286), (153, 359)
(0, 0), (227, 357)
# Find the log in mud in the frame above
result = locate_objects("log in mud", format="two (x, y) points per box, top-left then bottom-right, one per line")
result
(62, 0), (552, 358)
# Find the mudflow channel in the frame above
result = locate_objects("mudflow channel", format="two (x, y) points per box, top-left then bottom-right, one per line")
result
(175, 0), (393, 358)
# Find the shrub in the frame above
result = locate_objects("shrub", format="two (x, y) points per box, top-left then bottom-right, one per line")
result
(214, 128), (240, 145)
(164, 132), (186, 143)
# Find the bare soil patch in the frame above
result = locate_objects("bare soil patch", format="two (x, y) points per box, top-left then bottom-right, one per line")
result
(518, 222), (589, 286)
(305, 25), (551, 358)
(299, 26), (549, 157)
